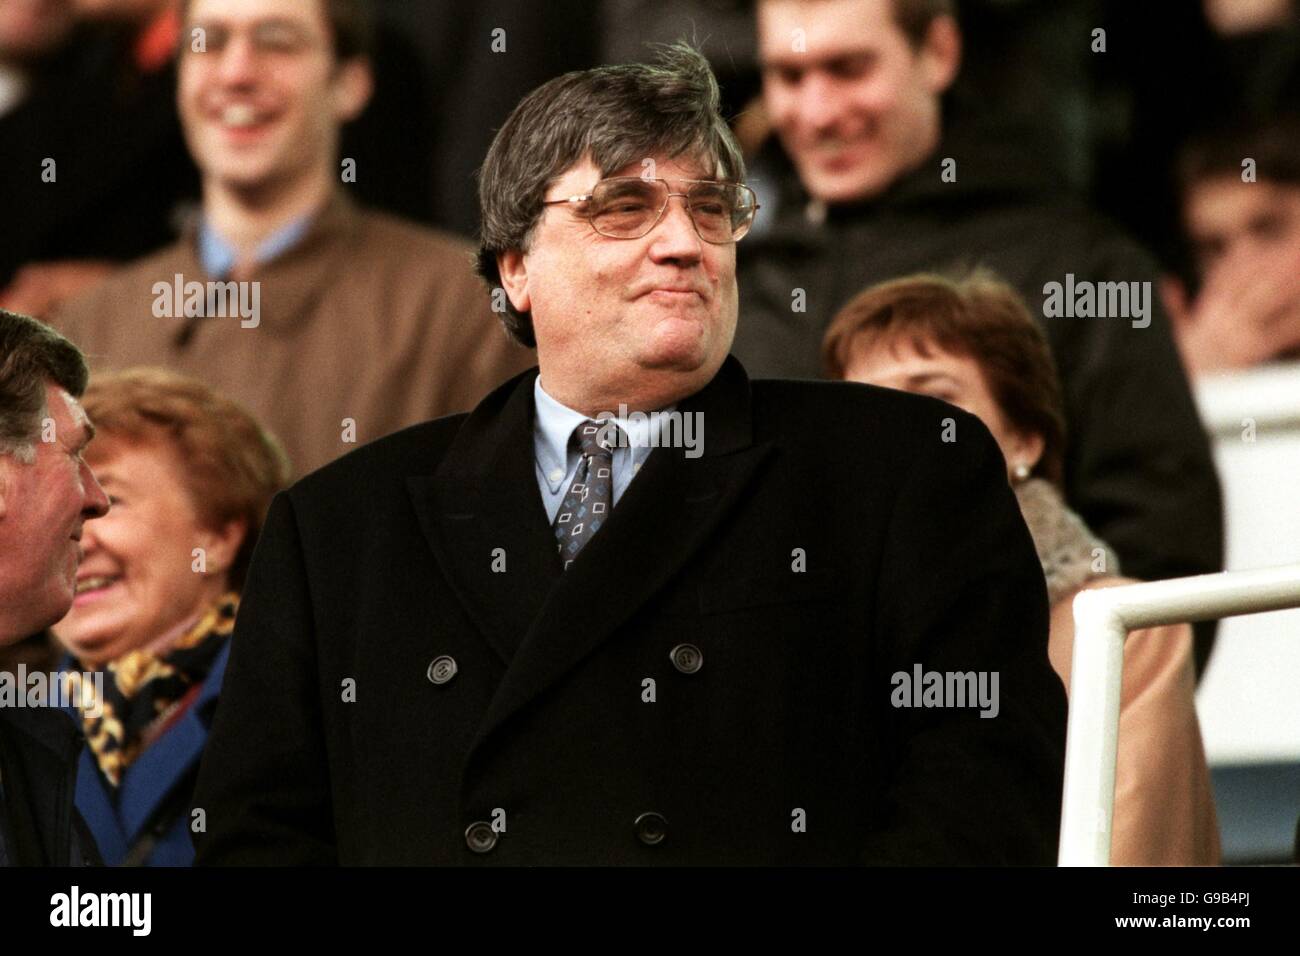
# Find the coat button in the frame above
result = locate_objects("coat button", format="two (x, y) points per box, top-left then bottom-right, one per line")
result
(427, 655), (458, 685)
(465, 821), (497, 853)
(634, 811), (668, 846)
(669, 643), (703, 674)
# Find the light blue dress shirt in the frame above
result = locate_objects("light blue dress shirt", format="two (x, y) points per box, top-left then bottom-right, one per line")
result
(533, 377), (664, 524)
(197, 213), (315, 278)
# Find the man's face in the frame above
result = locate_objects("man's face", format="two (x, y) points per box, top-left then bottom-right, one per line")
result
(1185, 175), (1300, 278)
(178, 0), (367, 192)
(502, 155), (739, 412)
(0, 0), (75, 62)
(758, 0), (958, 203)
(0, 382), (109, 643)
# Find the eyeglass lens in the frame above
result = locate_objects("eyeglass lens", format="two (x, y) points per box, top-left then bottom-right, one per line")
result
(587, 179), (755, 242)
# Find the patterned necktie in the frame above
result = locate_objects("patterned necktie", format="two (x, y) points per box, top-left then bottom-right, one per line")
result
(553, 420), (619, 569)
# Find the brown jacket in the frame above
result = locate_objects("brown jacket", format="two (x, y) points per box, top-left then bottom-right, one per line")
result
(1050, 578), (1221, 866)
(54, 193), (532, 476)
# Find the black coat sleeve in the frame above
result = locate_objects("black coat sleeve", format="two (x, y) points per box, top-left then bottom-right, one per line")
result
(191, 492), (337, 865)
(862, 411), (1068, 865)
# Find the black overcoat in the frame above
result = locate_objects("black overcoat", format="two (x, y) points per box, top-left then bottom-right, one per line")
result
(192, 357), (1067, 865)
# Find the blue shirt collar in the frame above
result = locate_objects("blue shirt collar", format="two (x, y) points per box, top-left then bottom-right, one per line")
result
(534, 377), (591, 485)
(533, 377), (664, 491)
(197, 212), (316, 279)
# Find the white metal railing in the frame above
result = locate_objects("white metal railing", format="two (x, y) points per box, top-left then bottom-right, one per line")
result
(1193, 362), (1300, 764)
(1194, 362), (1300, 437)
(1057, 563), (1300, 866)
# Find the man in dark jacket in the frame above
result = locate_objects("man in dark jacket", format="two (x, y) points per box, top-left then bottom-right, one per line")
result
(0, 704), (100, 866)
(192, 44), (1068, 866)
(740, 0), (1224, 672)
(0, 309), (108, 865)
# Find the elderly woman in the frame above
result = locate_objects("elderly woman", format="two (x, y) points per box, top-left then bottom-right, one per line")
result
(824, 271), (1220, 866)
(53, 368), (289, 866)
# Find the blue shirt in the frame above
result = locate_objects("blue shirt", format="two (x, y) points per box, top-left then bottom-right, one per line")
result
(533, 377), (662, 524)
(197, 213), (315, 278)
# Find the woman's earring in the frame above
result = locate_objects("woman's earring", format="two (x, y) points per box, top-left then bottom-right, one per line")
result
(1012, 462), (1032, 483)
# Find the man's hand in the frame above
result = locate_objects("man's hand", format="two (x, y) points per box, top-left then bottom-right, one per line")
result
(0, 260), (116, 318)
(1163, 244), (1300, 376)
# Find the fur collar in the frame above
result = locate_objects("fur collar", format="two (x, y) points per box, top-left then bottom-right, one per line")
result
(1014, 478), (1120, 606)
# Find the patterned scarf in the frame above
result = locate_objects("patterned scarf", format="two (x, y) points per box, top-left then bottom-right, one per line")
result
(74, 593), (239, 788)
(1013, 478), (1120, 606)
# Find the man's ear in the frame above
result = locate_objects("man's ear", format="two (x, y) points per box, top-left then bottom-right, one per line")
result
(496, 249), (532, 315)
(920, 14), (962, 95)
(0, 457), (9, 519)
(332, 57), (374, 123)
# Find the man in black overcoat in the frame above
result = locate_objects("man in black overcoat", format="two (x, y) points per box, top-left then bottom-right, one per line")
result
(192, 44), (1068, 866)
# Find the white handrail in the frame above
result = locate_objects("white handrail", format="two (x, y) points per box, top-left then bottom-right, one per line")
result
(1194, 362), (1300, 436)
(1057, 563), (1300, 866)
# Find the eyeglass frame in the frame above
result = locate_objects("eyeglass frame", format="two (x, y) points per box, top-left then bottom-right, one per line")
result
(539, 176), (761, 244)
(181, 19), (326, 59)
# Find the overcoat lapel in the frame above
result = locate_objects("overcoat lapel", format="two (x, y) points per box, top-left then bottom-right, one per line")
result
(406, 369), (561, 663)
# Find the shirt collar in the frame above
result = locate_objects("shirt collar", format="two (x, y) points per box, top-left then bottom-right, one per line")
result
(534, 377), (591, 490)
(197, 212), (317, 279)
(533, 377), (669, 490)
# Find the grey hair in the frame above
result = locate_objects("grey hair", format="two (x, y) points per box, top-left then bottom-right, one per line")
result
(475, 41), (746, 347)
(0, 310), (89, 463)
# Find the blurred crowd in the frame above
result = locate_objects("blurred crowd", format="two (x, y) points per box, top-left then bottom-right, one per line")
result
(1, 0), (1297, 865)
(1, 1), (1296, 345)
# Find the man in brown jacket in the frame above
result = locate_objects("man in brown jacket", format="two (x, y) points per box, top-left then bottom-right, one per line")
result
(54, 0), (529, 476)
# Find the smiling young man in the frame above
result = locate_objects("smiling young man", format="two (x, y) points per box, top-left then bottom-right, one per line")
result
(0, 309), (107, 866)
(736, 0), (1224, 675)
(191, 43), (1067, 866)
(53, 0), (530, 477)
(757, 0), (958, 205)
